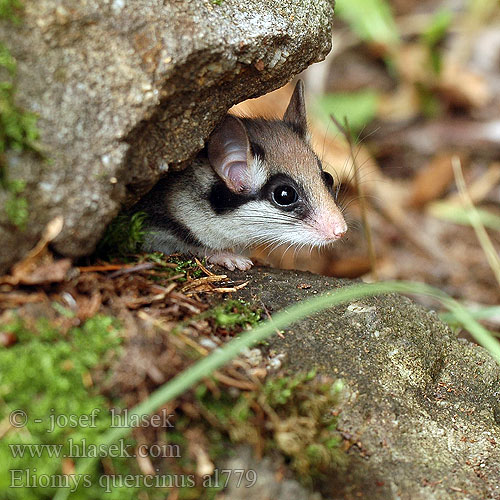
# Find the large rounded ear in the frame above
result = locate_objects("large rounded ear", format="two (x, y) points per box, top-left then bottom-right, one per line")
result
(207, 115), (253, 194)
(283, 79), (308, 140)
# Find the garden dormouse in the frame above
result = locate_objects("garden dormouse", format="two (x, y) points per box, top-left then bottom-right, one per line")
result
(134, 80), (347, 270)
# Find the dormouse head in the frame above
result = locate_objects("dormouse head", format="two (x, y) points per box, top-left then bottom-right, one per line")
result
(207, 80), (347, 248)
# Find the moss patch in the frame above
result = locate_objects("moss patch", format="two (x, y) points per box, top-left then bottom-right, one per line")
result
(0, 0), (23, 23)
(209, 299), (262, 331)
(0, 0), (39, 229)
(167, 255), (206, 280)
(0, 315), (152, 499)
(3, 177), (28, 228)
(202, 370), (345, 481)
(95, 211), (148, 258)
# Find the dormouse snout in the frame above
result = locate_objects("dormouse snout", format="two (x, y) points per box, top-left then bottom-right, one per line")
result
(310, 207), (347, 242)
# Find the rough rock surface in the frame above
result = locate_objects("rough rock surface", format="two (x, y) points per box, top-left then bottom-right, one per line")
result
(219, 445), (321, 500)
(228, 267), (500, 500)
(0, 0), (334, 272)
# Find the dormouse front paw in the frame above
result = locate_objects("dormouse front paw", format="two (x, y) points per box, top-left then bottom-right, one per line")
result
(207, 252), (253, 271)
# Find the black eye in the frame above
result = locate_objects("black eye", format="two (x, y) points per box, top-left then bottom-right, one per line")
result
(322, 171), (334, 189)
(272, 185), (298, 206)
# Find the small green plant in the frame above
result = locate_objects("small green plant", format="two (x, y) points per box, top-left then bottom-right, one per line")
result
(197, 370), (345, 481)
(209, 299), (262, 331)
(95, 211), (148, 258)
(144, 251), (169, 265)
(313, 90), (379, 134)
(421, 9), (453, 74)
(169, 255), (205, 279)
(336, 0), (399, 45)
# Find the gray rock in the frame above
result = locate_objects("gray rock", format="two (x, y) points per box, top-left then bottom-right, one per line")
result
(0, 0), (334, 272)
(218, 445), (322, 500)
(230, 268), (500, 500)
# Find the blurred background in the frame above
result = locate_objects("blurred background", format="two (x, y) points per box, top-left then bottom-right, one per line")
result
(234, 0), (500, 329)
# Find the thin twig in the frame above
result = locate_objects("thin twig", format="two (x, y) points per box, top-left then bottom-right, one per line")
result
(213, 371), (257, 391)
(259, 299), (284, 338)
(181, 274), (228, 292)
(452, 156), (500, 288)
(109, 262), (155, 278)
(78, 264), (125, 272)
(194, 258), (215, 276)
(448, 162), (500, 205)
(137, 310), (209, 356)
(330, 115), (378, 279)
(211, 282), (249, 293)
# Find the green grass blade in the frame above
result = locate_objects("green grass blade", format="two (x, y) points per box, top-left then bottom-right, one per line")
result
(429, 201), (500, 231)
(452, 158), (500, 287)
(441, 305), (500, 324)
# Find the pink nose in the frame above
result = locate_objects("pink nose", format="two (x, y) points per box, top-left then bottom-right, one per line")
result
(332, 219), (348, 239)
(320, 224), (347, 241)
(313, 209), (347, 241)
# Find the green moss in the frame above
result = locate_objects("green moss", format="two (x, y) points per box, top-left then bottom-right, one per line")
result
(0, 43), (16, 75)
(139, 370), (344, 499)
(0, 315), (146, 499)
(0, 0), (23, 23)
(209, 299), (262, 331)
(0, 1), (40, 229)
(171, 298), (262, 341)
(95, 211), (148, 258)
(0, 79), (38, 160)
(0, 87), (39, 166)
(0, 315), (171, 498)
(3, 177), (27, 228)
(4, 193), (27, 228)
